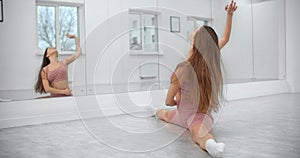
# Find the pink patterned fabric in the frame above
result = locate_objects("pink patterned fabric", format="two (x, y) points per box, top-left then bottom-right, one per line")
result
(45, 62), (68, 86)
(168, 100), (214, 131)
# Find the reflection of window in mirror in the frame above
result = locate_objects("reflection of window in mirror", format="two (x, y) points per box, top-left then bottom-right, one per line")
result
(186, 16), (209, 43)
(129, 13), (142, 50)
(152, 35), (155, 43)
(151, 17), (155, 26)
(129, 11), (158, 53)
(132, 20), (138, 28)
(36, 3), (83, 54)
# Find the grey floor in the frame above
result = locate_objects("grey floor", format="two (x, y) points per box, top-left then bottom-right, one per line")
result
(0, 93), (300, 158)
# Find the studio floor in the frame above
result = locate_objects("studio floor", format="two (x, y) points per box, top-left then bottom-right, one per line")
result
(0, 93), (300, 158)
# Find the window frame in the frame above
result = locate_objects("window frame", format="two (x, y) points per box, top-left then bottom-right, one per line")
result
(186, 16), (210, 26)
(35, 1), (85, 56)
(186, 16), (210, 42)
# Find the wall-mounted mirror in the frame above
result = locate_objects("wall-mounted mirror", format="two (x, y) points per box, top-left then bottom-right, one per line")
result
(84, 0), (159, 95)
(213, 0), (286, 83)
(156, 0), (212, 89)
(0, 0), (286, 102)
(0, 0), (86, 101)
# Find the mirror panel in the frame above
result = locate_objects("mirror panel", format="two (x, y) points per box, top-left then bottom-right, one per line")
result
(157, 0), (212, 88)
(252, 0), (286, 80)
(212, 0), (286, 83)
(213, 0), (254, 83)
(85, 0), (159, 95)
(0, 0), (87, 101)
(0, 0), (287, 102)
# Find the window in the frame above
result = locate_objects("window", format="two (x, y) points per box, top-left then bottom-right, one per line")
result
(129, 11), (158, 52)
(186, 16), (209, 43)
(195, 20), (207, 27)
(37, 3), (81, 53)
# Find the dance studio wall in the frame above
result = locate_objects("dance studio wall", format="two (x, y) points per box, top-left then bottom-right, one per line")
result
(286, 0), (300, 92)
(0, 0), (38, 91)
(84, 0), (212, 94)
(0, 0), (298, 97)
(213, 0), (286, 81)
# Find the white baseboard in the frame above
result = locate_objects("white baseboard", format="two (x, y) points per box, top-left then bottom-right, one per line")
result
(0, 80), (291, 129)
(225, 80), (290, 100)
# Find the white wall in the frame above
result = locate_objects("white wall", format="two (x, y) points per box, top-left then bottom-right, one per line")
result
(157, 0), (211, 17)
(213, 1), (253, 80)
(0, 0), (39, 90)
(212, 0), (285, 81)
(286, 0), (300, 92)
(252, 1), (282, 79)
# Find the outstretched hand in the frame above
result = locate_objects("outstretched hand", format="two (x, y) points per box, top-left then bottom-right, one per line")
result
(66, 33), (76, 39)
(225, 0), (237, 15)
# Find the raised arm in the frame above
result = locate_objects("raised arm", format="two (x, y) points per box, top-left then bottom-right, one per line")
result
(63, 34), (81, 65)
(218, 0), (237, 50)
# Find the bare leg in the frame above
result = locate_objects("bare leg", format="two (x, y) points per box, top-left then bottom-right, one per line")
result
(190, 124), (225, 157)
(156, 109), (174, 122)
(157, 109), (214, 146)
(156, 110), (225, 157)
(190, 124), (214, 149)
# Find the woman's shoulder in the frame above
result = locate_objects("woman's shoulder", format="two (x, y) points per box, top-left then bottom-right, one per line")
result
(175, 61), (191, 71)
(176, 61), (186, 68)
(42, 65), (49, 72)
(61, 60), (66, 65)
(173, 62), (188, 77)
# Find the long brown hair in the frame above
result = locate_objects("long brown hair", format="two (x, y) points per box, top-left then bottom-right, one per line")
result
(188, 26), (224, 112)
(35, 48), (50, 94)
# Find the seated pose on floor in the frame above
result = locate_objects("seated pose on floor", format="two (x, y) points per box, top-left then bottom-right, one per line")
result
(35, 34), (81, 97)
(155, 1), (237, 157)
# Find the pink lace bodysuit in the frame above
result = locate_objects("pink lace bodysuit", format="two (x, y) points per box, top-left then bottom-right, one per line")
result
(45, 62), (68, 97)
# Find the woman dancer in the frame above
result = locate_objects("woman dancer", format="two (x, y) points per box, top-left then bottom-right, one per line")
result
(35, 34), (81, 97)
(155, 1), (237, 157)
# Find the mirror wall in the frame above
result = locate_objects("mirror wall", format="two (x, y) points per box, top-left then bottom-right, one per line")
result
(0, 0), (286, 101)
(213, 0), (286, 83)
(85, 0), (160, 95)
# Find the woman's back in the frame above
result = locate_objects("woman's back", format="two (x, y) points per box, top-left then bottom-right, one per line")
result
(172, 61), (211, 113)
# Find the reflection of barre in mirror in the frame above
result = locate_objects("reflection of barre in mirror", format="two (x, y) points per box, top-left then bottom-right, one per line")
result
(34, 34), (81, 98)
(151, 1), (237, 157)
